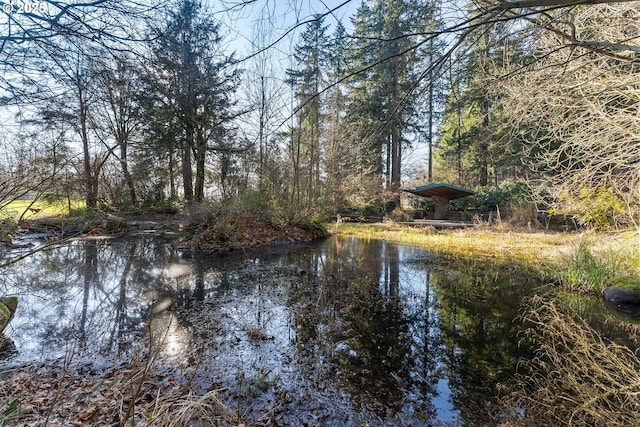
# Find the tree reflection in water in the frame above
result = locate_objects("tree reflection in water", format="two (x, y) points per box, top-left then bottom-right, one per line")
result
(2, 234), (549, 425)
(290, 237), (444, 422)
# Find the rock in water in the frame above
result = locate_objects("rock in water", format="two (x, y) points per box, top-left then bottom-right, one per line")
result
(603, 276), (640, 305)
(0, 296), (18, 334)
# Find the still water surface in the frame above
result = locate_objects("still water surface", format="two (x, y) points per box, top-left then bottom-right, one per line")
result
(2, 235), (547, 425)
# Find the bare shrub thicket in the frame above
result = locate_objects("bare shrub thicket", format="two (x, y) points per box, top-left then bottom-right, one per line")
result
(502, 3), (640, 226)
(504, 296), (640, 426)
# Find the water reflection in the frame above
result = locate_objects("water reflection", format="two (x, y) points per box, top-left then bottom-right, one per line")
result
(292, 237), (446, 422)
(432, 263), (539, 425)
(2, 235), (548, 425)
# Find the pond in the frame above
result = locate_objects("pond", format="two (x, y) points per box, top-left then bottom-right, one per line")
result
(0, 234), (633, 425)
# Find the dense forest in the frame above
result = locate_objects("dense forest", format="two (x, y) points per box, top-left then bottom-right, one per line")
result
(1, 0), (638, 228)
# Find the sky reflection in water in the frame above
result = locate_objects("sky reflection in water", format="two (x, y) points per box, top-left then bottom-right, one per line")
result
(1, 235), (542, 426)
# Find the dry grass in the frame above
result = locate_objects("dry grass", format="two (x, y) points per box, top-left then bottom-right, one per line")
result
(503, 296), (640, 426)
(332, 221), (581, 264)
(333, 222), (640, 284)
(149, 389), (240, 426)
(0, 357), (243, 427)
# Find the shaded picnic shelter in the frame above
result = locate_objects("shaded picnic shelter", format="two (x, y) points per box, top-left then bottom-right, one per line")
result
(400, 183), (475, 220)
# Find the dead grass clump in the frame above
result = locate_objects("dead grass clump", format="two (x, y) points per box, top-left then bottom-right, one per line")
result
(150, 389), (239, 426)
(248, 327), (271, 341)
(504, 296), (640, 426)
(0, 359), (240, 426)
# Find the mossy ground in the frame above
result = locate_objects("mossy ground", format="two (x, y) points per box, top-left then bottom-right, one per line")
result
(607, 275), (640, 291)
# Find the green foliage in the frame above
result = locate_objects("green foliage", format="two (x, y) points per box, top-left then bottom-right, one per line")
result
(557, 239), (619, 292)
(345, 0), (442, 194)
(435, 96), (482, 185)
(0, 395), (26, 426)
(481, 180), (529, 209)
(569, 187), (626, 229)
(453, 180), (531, 211)
(606, 276), (640, 292)
(146, 198), (182, 215)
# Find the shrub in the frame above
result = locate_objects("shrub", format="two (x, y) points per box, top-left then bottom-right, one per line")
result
(0, 218), (18, 244)
(295, 218), (329, 238)
(148, 198), (182, 215)
(461, 179), (531, 211)
(386, 207), (411, 222)
(557, 238), (619, 293)
(571, 187), (626, 229)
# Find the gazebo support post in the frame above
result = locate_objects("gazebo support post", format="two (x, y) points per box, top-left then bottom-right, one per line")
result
(432, 195), (449, 220)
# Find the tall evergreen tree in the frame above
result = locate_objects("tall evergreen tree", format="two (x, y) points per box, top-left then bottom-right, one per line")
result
(346, 1), (386, 192)
(322, 23), (352, 212)
(285, 15), (330, 210)
(435, 17), (527, 188)
(145, 0), (239, 204)
(346, 0), (442, 206)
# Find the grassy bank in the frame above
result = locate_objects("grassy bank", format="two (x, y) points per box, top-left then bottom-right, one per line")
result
(333, 222), (640, 426)
(332, 221), (580, 263)
(2, 200), (83, 219)
(331, 221), (640, 293)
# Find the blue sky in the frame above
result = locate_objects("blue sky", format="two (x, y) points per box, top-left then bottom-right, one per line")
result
(210, 0), (358, 58)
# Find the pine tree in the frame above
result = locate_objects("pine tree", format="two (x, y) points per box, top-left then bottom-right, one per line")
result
(285, 15), (330, 210)
(322, 22), (352, 213)
(145, 0), (239, 204)
(345, 0), (442, 207)
(435, 17), (527, 188)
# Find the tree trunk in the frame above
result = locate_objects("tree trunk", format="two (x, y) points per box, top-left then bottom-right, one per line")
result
(390, 53), (402, 207)
(120, 142), (136, 204)
(479, 100), (490, 187)
(194, 138), (205, 203)
(182, 129), (194, 202)
(169, 149), (176, 199)
(78, 85), (97, 208)
(258, 75), (266, 191)
(428, 41), (434, 182)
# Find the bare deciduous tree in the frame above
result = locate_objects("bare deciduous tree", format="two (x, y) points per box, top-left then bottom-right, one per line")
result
(501, 2), (640, 224)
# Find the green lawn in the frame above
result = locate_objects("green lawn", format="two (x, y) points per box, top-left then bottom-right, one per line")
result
(1, 199), (84, 219)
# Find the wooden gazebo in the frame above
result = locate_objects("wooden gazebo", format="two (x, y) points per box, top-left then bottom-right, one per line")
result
(400, 183), (475, 220)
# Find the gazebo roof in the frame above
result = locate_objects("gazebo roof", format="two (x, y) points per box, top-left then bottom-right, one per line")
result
(400, 183), (475, 200)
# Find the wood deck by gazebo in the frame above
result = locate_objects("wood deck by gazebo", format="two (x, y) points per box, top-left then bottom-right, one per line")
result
(399, 219), (474, 228)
